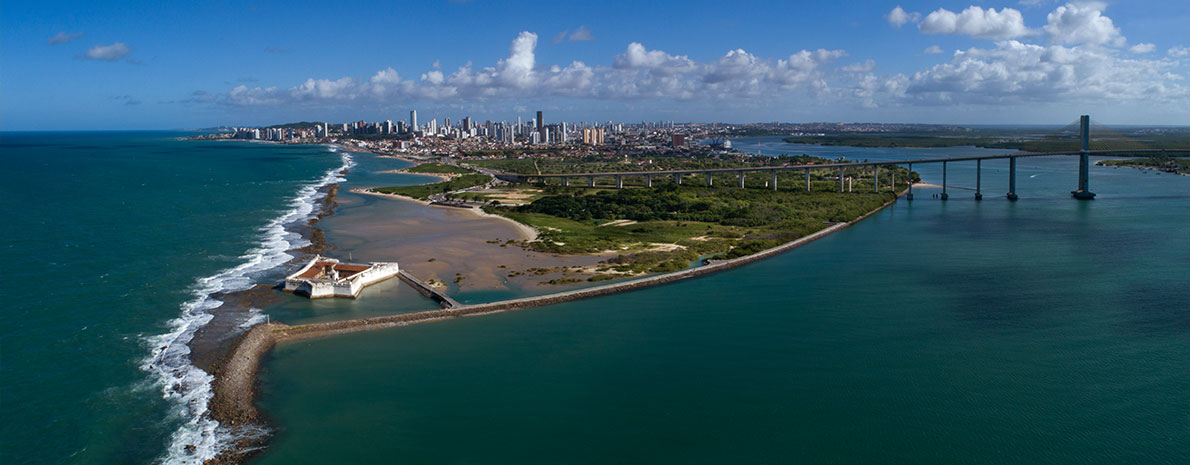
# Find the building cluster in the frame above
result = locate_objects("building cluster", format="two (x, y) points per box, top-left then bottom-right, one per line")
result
(225, 109), (710, 153)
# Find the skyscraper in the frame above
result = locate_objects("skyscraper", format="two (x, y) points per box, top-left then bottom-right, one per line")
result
(410, 110), (417, 132)
(536, 111), (544, 142)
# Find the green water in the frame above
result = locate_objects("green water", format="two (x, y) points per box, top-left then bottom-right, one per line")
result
(0, 132), (349, 464)
(253, 146), (1190, 464)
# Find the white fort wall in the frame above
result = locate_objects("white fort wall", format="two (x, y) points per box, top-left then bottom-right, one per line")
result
(284, 256), (399, 299)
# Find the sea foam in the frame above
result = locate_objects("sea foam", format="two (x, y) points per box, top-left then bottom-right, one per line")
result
(143, 147), (353, 464)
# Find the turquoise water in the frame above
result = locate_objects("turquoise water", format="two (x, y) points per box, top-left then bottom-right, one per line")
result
(3, 134), (1187, 464)
(0, 132), (349, 464)
(253, 139), (1189, 464)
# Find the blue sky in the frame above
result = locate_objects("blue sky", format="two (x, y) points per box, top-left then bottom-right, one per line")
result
(2, 0), (1188, 129)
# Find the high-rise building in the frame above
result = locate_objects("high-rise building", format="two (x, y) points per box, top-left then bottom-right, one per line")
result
(536, 111), (545, 142)
(560, 122), (568, 143)
(410, 110), (417, 131)
(463, 116), (471, 132)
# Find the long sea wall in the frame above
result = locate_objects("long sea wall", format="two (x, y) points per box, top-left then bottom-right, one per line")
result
(205, 189), (905, 465)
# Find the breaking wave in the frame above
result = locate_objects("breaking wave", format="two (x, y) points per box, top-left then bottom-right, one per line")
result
(142, 147), (352, 464)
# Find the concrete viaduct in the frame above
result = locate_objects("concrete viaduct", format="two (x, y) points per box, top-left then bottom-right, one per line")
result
(492, 116), (1190, 201)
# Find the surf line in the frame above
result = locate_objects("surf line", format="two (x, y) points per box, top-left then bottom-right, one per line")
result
(143, 146), (353, 465)
(204, 188), (908, 464)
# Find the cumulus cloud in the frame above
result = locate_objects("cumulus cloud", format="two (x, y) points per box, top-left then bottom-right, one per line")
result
(924, 45), (944, 54)
(886, 6), (920, 27)
(47, 32), (82, 45)
(222, 32), (848, 106)
(83, 42), (130, 61)
(1169, 46), (1190, 58)
(898, 39), (1187, 105)
(212, 29), (1186, 116)
(1044, 2), (1125, 46)
(841, 59), (876, 73)
(919, 6), (1032, 39)
(1128, 43), (1155, 54)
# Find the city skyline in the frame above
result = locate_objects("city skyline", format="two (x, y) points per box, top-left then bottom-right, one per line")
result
(3, 0), (1189, 130)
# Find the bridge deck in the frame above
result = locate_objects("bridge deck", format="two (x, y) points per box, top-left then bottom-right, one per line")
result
(500, 149), (1189, 179)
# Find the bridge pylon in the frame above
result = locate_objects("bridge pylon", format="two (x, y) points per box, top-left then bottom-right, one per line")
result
(1071, 114), (1096, 200)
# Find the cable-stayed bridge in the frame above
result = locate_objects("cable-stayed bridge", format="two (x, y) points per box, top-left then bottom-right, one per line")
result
(492, 116), (1190, 201)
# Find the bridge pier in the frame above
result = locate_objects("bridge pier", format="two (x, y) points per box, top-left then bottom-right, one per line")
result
(771, 170), (778, 191)
(738, 172), (745, 188)
(1007, 157), (1018, 201)
(906, 163), (914, 200)
(644, 174), (652, 188)
(587, 176), (594, 188)
(874, 165), (880, 193)
(706, 172), (713, 187)
(561, 176), (568, 187)
(839, 167), (845, 193)
(615, 175), (623, 189)
(975, 159), (982, 200)
(805, 169), (811, 191)
(940, 161), (948, 200)
(1072, 114), (1096, 200)
(674, 173), (682, 185)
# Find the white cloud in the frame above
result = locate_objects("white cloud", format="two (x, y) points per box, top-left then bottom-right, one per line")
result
(898, 40), (1187, 106)
(841, 59), (876, 73)
(924, 45), (944, 54)
(47, 32), (82, 45)
(919, 6), (1032, 39)
(1128, 43), (1155, 54)
(83, 42), (130, 61)
(613, 43), (696, 73)
(886, 6), (920, 28)
(214, 30), (1186, 118)
(497, 31), (537, 88)
(1169, 46), (1190, 57)
(1044, 2), (1125, 46)
(554, 26), (596, 43)
(568, 26), (595, 42)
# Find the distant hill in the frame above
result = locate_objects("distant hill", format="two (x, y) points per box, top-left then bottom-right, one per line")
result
(265, 122), (325, 129)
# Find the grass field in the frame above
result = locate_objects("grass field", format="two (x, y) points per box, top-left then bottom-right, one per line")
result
(373, 173), (491, 200)
(406, 162), (474, 174)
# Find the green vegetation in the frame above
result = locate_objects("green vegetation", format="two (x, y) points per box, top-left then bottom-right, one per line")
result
(486, 182), (899, 274)
(1098, 156), (1190, 175)
(373, 174), (491, 200)
(784, 129), (1190, 152)
(470, 153), (827, 176)
(406, 163), (473, 174)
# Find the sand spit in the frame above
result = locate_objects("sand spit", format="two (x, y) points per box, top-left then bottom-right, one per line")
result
(351, 187), (539, 241)
(205, 189), (906, 465)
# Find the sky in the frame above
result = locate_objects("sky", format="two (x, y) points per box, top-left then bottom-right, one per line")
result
(2, 0), (1189, 129)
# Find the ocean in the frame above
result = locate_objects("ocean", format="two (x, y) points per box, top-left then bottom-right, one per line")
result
(3, 133), (1187, 464)
(0, 132), (353, 464)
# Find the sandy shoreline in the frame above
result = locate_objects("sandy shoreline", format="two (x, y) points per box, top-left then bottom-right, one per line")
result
(351, 187), (539, 241)
(207, 187), (909, 464)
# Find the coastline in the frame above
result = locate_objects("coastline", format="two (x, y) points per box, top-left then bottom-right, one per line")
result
(192, 149), (351, 465)
(351, 187), (539, 241)
(208, 186), (908, 464)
